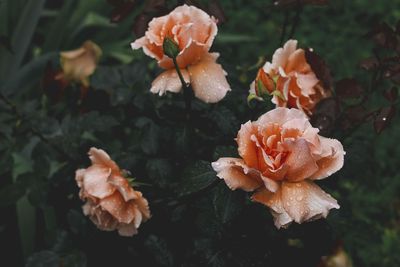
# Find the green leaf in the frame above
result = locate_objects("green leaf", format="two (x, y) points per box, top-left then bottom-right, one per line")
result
(146, 159), (173, 188)
(26, 250), (59, 267)
(213, 184), (245, 224)
(178, 160), (217, 196)
(135, 118), (160, 155)
(0, 182), (26, 207)
(0, 0), (46, 81)
(144, 235), (174, 267)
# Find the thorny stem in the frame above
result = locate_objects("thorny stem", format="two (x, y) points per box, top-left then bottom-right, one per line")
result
(0, 92), (75, 163)
(172, 56), (192, 117)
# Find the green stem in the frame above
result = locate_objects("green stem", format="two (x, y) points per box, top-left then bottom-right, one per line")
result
(172, 57), (192, 116)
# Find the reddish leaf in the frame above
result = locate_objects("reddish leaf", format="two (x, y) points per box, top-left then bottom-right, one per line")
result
(144, 0), (166, 12)
(110, 1), (136, 23)
(335, 78), (364, 99)
(305, 48), (332, 90)
(107, 0), (125, 6)
(359, 57), (379, 70)
(366, 23), (398, 49)
(132, 13), (152, 37)
(42, 62), (69, 102)
(274, 0), (329, 8)
(310, 97), (339, 135)
(374, 106), (396, 134)
(208, 0), (227, 24)
(384, 87), (398, 102)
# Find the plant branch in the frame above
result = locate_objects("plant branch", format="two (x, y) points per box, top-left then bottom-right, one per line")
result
(288, 0), (303, 39)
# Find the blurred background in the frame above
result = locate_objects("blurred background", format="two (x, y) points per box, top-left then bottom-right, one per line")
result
(0, 0), (400, 266)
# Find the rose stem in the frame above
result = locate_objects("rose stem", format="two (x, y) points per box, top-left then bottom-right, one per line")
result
(172, 56), (192, 117)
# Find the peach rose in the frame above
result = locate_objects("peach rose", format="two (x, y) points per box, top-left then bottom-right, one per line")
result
(212, 108), (344, 228)
(250, 40), (330, 115)
(59, 40), (102, 87)
(131, 4), (231, 103)
(75, 147), (150, 236)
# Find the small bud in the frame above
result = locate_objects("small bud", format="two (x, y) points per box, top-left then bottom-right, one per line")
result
(255, 69), (274, 98)
(163, 37), (180, 58)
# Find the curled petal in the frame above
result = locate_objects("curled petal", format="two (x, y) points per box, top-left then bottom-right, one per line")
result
(251, 188), (293, 228)
(257, 107), (308, 131)
(212, 158), (263, 192)
(252, 181), (339, 228)
(82, 166), (115, 199)
(150, 69), (190, 96)
(237, 121), (259, 169)
(280, 181), (339, 224)
(310, 137), (345, 180)
(100, 193), (136, 224)
(88, 147), (119, 172)
(187, 53), (231, 103)
(118, 223), (138, 237)
(109, 175), (138, 201)
(283, 139), (319, 181)
(271, 39), (298, 70)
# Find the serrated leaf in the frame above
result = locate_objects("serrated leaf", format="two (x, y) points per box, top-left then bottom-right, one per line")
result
(213, 184), (245, 224)
(178, 160), (217, 196)
(25, 250), (59, 267)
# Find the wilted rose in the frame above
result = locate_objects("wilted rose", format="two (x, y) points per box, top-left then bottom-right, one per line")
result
(59, 40), (102, 87)
(76, 147), (150, 236)
(250, 40), (330, 115)
(131, 4), (231, 103)
(212, 108), (344, 228)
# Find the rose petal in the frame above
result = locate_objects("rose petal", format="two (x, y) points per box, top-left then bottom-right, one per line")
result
(310, 136), (345, 180)
(237, 121), (259, 169)
(150, 69), (190, 96)
(283, 138), (319, 181)
(187, 52), (231, 103)
(271, 39), (298, 70)
(280, 181), (339, 224)
(109, 175), (138, 201)
(212, 158), (263, 192)
(257, 107), (308, 131)
(82, 165), (115, 199)
(88, 147), (119, 172)
(100, 193), (136, 224)
(118, 223), (138, 237)
(251, 188), (293, 228)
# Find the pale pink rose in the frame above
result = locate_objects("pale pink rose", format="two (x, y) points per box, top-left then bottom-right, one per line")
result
(250, 40), (330, 115)
(59, 41), (102, 87)
(76, 147), (150, 236)
(212, 108), (344, 228)
(131, 4), (231, 103)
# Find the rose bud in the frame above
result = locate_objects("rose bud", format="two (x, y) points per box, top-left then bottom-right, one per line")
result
(60, 40), (102, 87)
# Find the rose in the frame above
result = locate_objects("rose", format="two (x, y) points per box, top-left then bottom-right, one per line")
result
(76, 147), (150, 236)
(131, 4), (231, 103)
(59, 40), (102, 87)
(250, 40), (330, 115)
(212, 108), (344, 228)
